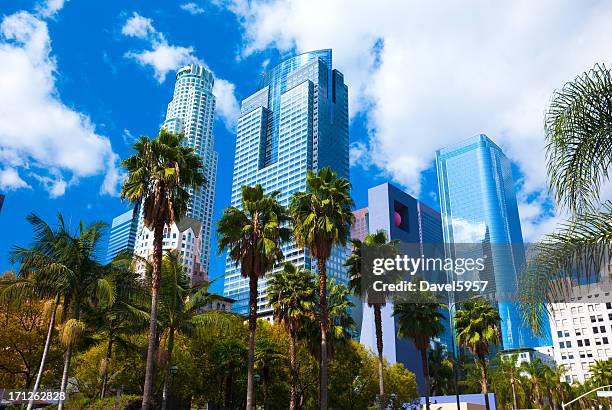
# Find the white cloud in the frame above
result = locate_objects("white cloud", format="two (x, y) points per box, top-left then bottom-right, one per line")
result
(0, 168), (30, 191)
(0, 10), (122, 197)
(180, 3), (205, 15)
(121, 12), (156, 40)
(220, 0), (612, 236)
(36, 0), (67, 17)
(121, 13), (240, 130)
(213, 78), (240, 130)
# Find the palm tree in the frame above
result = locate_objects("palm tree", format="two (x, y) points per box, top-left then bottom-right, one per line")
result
(268, 262), (315, 410)
(290, 167), (354, 409)
(542, 364), (567, 410)
(83, 254), (149, 399)
(346, 230), (399, 408)
(393, 295), (446, 410)
(496, 354), (522, 410)
(520, 359), (547, 408)
(455, 299), (501, 410)
(427, 344), (454, 397)
(217, 184), (291, 410)
(5, 213), (114, 410)
(121, 129), (204, 410)
(521, 64), (612, 333)
(157, 250), (231, 410)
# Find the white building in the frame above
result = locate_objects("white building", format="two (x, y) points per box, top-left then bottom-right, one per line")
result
(501, 347), (555, 368)
(134, 217), (208, 286)
(135, 64), (218, 278)
(549, 277), (612, 383)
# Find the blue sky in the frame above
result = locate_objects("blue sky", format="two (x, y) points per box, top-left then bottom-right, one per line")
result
(1, 0), (610, 292)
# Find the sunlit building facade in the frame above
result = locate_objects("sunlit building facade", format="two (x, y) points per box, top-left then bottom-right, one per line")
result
(436, 134), (541, 349)
(222, 49), (350, 315)
(105, 208), (139, 264)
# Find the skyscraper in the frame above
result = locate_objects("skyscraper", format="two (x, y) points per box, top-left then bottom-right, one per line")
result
(105, 208), (139, 264)
(223, 49), (349, 315)
(355, 182), (448, 394)
(134, 64), (218, 279)
(436, 134), (540, 349)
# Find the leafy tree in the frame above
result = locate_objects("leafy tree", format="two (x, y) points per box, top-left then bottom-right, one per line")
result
(521, 64), (612, 333)
(0, 294), (63, 389)
(268, 262), (315, 410)
(346, 230), (399, 408)
(217, 184), (291, 410)
(290, 167), (354, 410)
(121, 129), (204, 410)
(455, 299), (501, 410)
(393, 291), (446, 410)
(6, 214), (114, 410)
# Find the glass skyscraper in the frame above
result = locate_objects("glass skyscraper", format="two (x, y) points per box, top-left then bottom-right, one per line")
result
(223, 49), (349, 315)
(436, 134), (540, 349)
(134, 64), (218, 277)
(105, 208), (139, 264)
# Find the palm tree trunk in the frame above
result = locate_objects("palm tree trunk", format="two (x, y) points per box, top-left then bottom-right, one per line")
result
(58, 342), (73, 410)
(246, 274), (259, 410)
(420, 348), (431, 410)
(142, 222), (164, 410)
(317, 258), (329, 410)
(373, 304), (385, 410)
(161, 328), (175, 410)
(27, 297), (58, 410)
(58, 307), (80, 410)
(100, 337), (113, 398)
(289, 332), (297, 410)
(478, 356), (490, 410)
(511, 379), (517, 410)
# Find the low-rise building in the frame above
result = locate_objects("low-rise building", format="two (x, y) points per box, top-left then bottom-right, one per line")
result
(549, 277), (612, 383)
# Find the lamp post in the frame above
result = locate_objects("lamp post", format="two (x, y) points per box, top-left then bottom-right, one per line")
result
(254, 373), (261, 409)
(389, 393), (397, 409)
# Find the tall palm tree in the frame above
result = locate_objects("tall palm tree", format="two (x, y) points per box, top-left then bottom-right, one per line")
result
(542, 363), (567, 410)
(157, 250), (231, 410)
(346, 230), (399, 408)
(393, 296), (446, 410)
(268, 262), (315, 410)
(217, 184), (291, 410)
(121, 129), (204, 410)
(521, 64), (612, 333)
(290, 167), (354, 409)
(5, 213), (114, 410)
(455, 299), (501, 410)
(427, 343), (454, 397)
(496, 354), (522, 410)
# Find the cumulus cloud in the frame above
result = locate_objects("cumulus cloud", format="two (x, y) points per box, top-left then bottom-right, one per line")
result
(219, 0), (612, 237)
(36, 0), (67, 17)
(180, 3), (205, 15)
(121, 13), (240, 129)
(0, 10), (122, 197)
(0, 168), (30, 191)
(213, 78), (240, 130)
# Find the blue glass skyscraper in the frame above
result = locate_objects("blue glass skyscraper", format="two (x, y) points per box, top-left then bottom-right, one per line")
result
(223, 49), (349, 315)
(436, 134), (540, 349)
(105, 208), (138, 264)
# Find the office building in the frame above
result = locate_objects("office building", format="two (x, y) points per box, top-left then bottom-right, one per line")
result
(550, 278), (612, 383)
(436, 134), (541, 349)
(105, 208), (139, 264)
(135, 217), (207, 285)
(223, 49), (349, 315)
(135, 64), (218, 278)
(355, 182), (449, 394)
